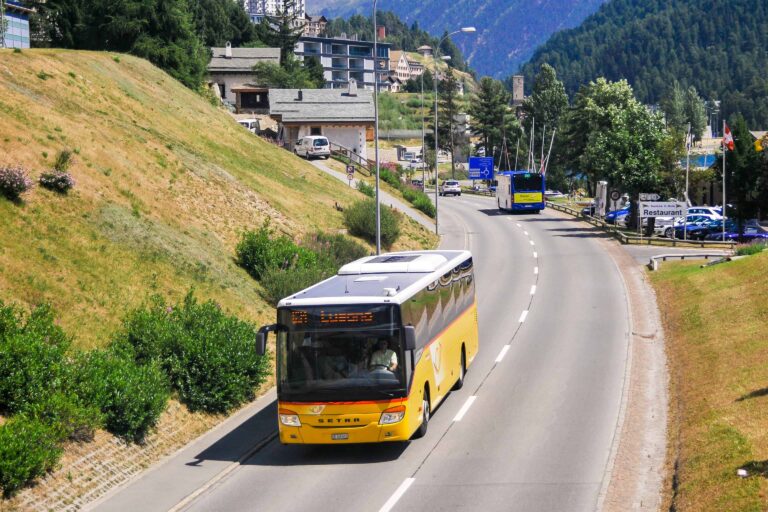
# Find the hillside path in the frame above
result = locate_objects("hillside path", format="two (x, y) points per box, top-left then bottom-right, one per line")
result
(308, 159), (435, 231)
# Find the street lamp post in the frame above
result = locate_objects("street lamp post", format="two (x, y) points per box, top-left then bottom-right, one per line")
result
(433, 27), (475, 236)
(372, 1), (381, 254)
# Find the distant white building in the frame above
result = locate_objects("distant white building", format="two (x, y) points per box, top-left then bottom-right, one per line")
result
(245, 0), (306, 23)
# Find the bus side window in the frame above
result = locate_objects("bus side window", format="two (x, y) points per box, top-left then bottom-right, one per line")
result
(405, 293), (429, 349)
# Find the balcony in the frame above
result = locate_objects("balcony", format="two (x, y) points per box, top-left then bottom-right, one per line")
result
(349, 46), (372, 57)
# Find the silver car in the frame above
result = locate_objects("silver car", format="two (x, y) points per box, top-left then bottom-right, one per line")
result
(439, 180), (461, 196)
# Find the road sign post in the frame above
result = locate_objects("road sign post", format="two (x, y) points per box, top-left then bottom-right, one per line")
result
(346, 165), (354, 187)
(468, 157), (494, 181)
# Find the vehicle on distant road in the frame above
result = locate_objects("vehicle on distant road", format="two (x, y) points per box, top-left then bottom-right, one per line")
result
(544, 190), (565, 199)
(704, 224), (768, 242)
(496, 171), (546, 212)
(238, 119), (259, 134)
(255, 250), (479, 444)
(294, 135), (330, 159)
(439, 180), (461, 196)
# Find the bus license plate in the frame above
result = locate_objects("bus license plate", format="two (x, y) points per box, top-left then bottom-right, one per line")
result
(332, 433), (349, 440)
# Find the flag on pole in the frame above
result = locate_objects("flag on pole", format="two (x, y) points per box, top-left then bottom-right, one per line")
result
(723, 123), (735, 151)
(756, 138), (764, 152)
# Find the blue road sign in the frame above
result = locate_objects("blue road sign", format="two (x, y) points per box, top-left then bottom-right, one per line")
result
(469, 157), (494, 180)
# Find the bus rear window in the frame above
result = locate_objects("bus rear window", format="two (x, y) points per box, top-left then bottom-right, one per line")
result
(512, 173), (543, 191)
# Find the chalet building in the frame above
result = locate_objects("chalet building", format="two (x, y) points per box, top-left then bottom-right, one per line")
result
(269, 81), (374, 159)
(207, 44), (280, 105)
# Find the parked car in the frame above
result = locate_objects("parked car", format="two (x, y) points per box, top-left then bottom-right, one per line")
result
(687, 206), (723, 219)
(439, 180), (461, 196)
(605, 206), (630, 224)
(581, 203), (597, 216)
(704, 224), (768, 242)
(411, 178), (423, 188)
(408, 159), (425, 169)
(294, 135), (330, 159)
(238, 119), (259, 134)
(663, 214), (720, 238)
(544, 190), (565, 199)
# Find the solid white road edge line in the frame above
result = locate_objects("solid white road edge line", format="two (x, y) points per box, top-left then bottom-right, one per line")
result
(495, 345), (511, 363)
(453, 396), (478, 422)
(519, 310), (529, 323)
(534, 266), (539, 275)
(379, 478), (416, 512)
(530, 285), (537, 295)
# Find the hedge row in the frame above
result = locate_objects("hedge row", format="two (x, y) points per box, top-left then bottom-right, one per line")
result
(236, 225), (370, 305)
(0, 292), (270, 498)
(380, 168), (435, 218)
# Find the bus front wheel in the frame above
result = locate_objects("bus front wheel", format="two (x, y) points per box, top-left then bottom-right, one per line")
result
(453, 349), (466, 390)
(413, 388), (430, 439)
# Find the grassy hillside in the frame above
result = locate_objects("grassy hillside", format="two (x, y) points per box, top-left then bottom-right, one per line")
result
(0, 49), (433, 349)
(651, 250), (768, 510)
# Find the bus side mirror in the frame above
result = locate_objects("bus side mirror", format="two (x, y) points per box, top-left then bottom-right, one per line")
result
(256, 324), (276, 356)
(403, 326), (416, 351)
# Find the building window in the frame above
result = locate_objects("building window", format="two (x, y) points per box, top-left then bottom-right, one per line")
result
(310, 126), (322, 135)
(218, 83), (226, 98)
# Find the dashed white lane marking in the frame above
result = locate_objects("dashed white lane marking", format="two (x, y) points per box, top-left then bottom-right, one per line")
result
(530, 285), (537, 295)
(453, 396), (478, 422)
(380, 478), (416, 512)
(534, 266), (539, 275)
(495, 345), (511, 363)
(533, 251), (538, 258)
(529, 240), (535, 246)
(524, 231), (529, 236)
(519, 310), (529, 323)
(516, 223), (522, 228)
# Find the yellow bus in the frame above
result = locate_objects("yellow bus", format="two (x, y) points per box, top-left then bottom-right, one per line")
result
(257, 250), (479, 444)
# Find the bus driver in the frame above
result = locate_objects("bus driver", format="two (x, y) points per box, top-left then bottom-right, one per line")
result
(369, 339), (398, 372)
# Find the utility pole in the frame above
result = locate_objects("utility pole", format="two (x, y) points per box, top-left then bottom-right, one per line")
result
(0, 0), (7, 49)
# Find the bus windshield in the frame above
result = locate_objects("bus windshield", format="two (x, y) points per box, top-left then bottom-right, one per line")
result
(512, 173), (543, 192)
(277, 306), (406, 402)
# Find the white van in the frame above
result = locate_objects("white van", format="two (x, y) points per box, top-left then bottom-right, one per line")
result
(294, 135), (330, 159)
(238, 119), (259, 134)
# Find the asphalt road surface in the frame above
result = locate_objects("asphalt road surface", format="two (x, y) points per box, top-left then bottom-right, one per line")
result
(93, 194), (630, 512)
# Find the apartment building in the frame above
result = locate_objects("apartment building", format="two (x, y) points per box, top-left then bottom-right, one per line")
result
(245, 0), (305, 24)
(1, 1), (33, 49)
(295, 35), (391, 91)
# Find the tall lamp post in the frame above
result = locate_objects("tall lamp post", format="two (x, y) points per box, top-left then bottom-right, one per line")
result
(373, 1), (382, 254)
(433, 27), (476, 236)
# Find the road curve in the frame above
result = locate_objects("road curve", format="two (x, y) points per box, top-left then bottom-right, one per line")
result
(91, 195), (630, 512)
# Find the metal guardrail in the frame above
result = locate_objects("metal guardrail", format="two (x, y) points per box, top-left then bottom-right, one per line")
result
(545, 201), (737, 250)
(648, 254), (729, 271)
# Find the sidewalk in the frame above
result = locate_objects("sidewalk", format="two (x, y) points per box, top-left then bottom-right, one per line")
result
(308, 159), (435, 231)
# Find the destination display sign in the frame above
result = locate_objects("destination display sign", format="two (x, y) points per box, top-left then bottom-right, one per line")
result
(282, 305), (395, 330)
(639, 201), (687, 217)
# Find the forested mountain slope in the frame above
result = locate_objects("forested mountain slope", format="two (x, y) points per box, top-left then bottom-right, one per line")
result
(520, 0), (768, 127)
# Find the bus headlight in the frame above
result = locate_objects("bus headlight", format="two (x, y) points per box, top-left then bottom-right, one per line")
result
(279, 408), (301, 427)
(379, 405), (406, 425)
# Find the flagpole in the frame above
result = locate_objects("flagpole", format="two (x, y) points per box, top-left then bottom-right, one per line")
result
(722, 119), (726, 242)
(514, 137), (520, 171)
(529, 118), (535, 172)
(541, 124), (546, 171)
(543, 129), (556, 174)
(684, 123), (691, 240)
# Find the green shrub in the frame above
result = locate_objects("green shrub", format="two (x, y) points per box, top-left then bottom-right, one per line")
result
(401, 187), (418, 202)
(72, 348), (169, 442)
(23, 392), (103, 443)
(39, 171), (75, 193)
(379, 168), (402, 189)
(357, 180), (375, 197)
(736, 242), (767, 256)
(0, 303), (70, 414)
(0, 416), (63, 498)
(119, 292), (270, 414)
(236, 222), (317, 279)
(260, 266), (330, 305)
(412, 194), (436, 218)
(303, 232), (369, 270)
(343, 199), (401, 249)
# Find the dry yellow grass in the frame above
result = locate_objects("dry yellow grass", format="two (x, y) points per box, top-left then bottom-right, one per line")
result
(0, 49), (434, 348)
(652, 252), (768, 511)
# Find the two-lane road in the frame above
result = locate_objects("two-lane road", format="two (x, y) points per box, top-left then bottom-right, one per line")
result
(93, 195), (630, 512)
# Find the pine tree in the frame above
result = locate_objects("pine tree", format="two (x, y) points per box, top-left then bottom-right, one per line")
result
(255, 0), (303, 68)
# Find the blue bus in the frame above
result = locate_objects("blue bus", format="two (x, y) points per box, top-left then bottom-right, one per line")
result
(495, 171), (546, 212)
